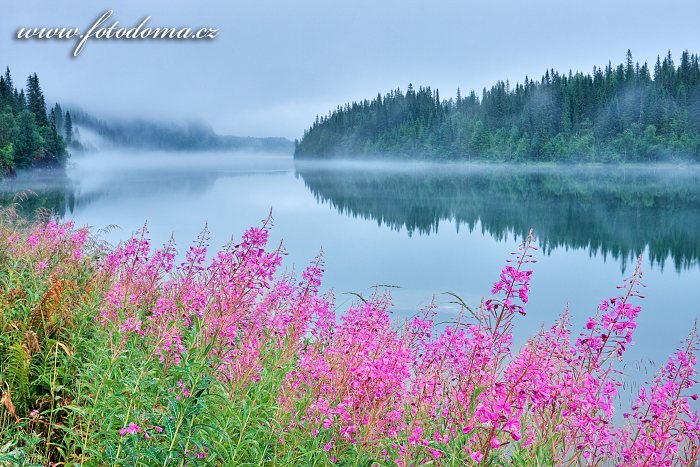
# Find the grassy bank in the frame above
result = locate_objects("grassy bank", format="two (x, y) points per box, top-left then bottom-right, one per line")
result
(0, 208), (698, 465)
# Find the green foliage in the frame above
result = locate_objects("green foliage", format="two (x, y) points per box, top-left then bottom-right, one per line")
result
(0, 144), (13, 168)
(2, 210), (699, 465)
(0, 210), (105, 463)
(295, 50), (700, 162)
(0, 67), (69, 175)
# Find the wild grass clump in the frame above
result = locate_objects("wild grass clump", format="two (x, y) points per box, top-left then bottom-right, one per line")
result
(0, 206), (108, 464)
(1, 209), (698, 465)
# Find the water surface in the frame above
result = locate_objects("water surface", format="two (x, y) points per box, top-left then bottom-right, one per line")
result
(2, 151), (699, 401)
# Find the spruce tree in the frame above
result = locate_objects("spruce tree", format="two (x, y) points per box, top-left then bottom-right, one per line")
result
(52, 103), (64, 135)
(294, 50), (700, 162)
(25, 74), (48, 127)
(64, 111), (73, 145)
(0, 76), (10, 107)
(13, 110), (42, 169)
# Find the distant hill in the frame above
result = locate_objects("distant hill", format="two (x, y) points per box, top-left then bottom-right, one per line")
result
(295, 50), (700, 162)
(69, 109), (293, 153)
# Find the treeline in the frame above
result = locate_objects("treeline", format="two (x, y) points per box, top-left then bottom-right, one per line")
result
(70, 109), (294, 153)
(0, 67), (71, 175)
(295, 51), (700, 162)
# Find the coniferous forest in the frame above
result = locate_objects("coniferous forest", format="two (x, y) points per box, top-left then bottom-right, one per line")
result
(295, 51), (700, 162)
(0, 67), (70, 177)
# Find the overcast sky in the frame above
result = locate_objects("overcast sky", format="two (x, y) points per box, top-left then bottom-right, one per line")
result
(1, 0), (698, 139)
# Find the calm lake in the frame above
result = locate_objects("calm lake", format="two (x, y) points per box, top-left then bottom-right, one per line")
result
(2, 150), (699, 399)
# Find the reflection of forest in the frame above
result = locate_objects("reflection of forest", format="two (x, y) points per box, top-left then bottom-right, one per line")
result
(0, 169), (75, 219)
(296, 163), (700, 271)
(1, 166), (286, 221)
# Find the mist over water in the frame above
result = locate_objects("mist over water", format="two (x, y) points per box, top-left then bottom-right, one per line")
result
(2, 151), (699, 403)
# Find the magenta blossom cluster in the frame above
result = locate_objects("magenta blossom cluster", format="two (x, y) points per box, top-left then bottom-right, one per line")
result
(4, 218), (90, 273)
(94, 221), (699, 465)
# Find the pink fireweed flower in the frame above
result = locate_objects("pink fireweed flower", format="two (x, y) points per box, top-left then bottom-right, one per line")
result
(119, 422), (141, 436)
(36, 259), (48, 272)
(177, 380), (191, 398)
(488, 231), (536, 319)
(429, 448), (443, 460)
(80, 218), (700, 466)
(585, 317), (596, 330)
(617, 328), (700, 465)
(26, 233), (39, 247)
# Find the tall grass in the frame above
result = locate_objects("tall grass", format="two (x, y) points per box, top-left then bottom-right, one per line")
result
(0, 209), (698, 465)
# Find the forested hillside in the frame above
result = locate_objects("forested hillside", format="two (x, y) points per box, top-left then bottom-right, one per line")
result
(295, 51), (700, 162)
(70, 110), (293, 153)
(0, 68), (70, 176)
